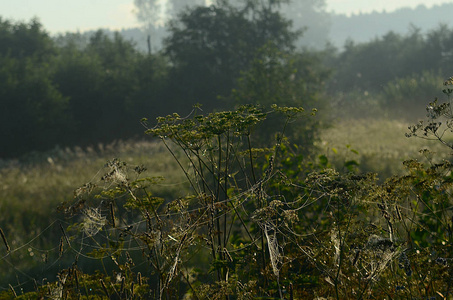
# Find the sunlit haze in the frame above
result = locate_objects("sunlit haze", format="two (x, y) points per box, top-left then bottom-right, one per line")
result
(0, 0), (451, 34)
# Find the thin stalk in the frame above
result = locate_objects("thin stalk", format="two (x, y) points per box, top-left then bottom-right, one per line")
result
(247, 132), (266, 284)
(223, 131), (230, 248)
(161, 138), (197, 192)
(196, 149), (207, 194)
(247, 133), (257, 184)
(216, 135), (224, 262)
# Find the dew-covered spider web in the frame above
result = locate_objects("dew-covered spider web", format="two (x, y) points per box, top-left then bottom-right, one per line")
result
(0, 152), (418, 298)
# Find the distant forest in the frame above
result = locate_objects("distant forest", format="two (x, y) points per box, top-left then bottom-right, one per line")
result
(329, 3), (453, 48)
(63, 2), (453, 52)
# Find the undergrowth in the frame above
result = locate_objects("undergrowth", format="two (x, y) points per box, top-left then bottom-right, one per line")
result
(2, 79), (453, 298)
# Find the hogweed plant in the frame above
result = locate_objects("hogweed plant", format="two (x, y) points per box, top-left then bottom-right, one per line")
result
(14, 104), (321, 299)
(142, 104), (308, 298)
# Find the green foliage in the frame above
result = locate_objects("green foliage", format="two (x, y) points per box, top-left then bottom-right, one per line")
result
(8, 4), (453, 299)
(7, 78), (453, 298)
(52, 30), (156, 146)
(163, 0), (300, 112)
(0, 54), (70, 157)
(0, 17), (55, 60)
(231, 41), (328, 150)
(0, 18), (171, 158)
(24, 105), (317, 299)
(381, 71), (445, 116)
(0, 1), (319, 159)
(328, 25), (453, 94)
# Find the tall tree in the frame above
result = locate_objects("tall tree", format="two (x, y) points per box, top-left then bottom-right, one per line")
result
(167, 0), (206, 19)
(133, 0), (163, 27)
(163, 0), (300, 112)
(0, 18), (70, 157)
(133, 0), (164, 53)
(0, 17), (54, 60)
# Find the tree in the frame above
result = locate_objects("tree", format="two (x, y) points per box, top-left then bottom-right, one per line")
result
(0, 18), (70, 157)
(0, 55), (70, 157)
(167, 0), (206, 19)
(232, 42), (329, 149)
(163, 0), (300, 112)
(133, 0), (164, 53)
(328, 25), (453, 94)
(53, 30), (147, 146)
(133, 0), (163, 27)
(0, 17), (55, 61)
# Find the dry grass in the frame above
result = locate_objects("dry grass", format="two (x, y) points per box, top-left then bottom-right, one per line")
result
(316, 117), (452, 178)
(0, 139), (190, 285)
(0, 139), (188, 209)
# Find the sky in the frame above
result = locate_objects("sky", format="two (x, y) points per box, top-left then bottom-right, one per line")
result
(0, 0), (451, 34)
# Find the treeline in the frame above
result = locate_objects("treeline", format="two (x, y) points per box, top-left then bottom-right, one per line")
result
(329, 3), (453, 47)
(325, 24), (453, 117)
(0, 18), (168, 158)
(3, 0), (453, 158)
(329, 25), (453, 93)
(0, 0), (327, 159)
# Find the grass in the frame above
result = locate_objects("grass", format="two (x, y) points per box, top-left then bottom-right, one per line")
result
(0, 139), (190, 289)
(316, 117), (451, 178)
(1, 113), (452, 297)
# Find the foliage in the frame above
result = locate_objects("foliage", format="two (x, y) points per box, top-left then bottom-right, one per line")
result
(1, 0), (324, 159)
(12, 105), (315, 299)
(328, 25), (453, 94)
(8, 83), (453, 298)
(231, 41), (328, 149)
(0, 19), (170, 158)
(6, 4), (453, 299)
(381, 70), (445, 117)
(163, 0), (300, 112)
(0, 140), (188, 289)
(279, 0), (331, 49)
(0, 54), (70, 157)
(52, 30), (158, 146)
(0, 17), (55, 60)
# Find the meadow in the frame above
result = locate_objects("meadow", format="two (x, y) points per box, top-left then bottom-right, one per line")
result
(1, 102), (452, 298)
(317, 117), (451, 178)
(2, 1), (453, 297)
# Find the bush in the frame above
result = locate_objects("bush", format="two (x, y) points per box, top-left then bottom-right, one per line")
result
(381, 70), (444, 117)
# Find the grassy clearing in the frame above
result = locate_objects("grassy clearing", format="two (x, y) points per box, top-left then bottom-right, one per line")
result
(316, 117), (451, 178)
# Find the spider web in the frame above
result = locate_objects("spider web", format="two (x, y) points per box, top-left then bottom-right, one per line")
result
(0, 153), (357, 297)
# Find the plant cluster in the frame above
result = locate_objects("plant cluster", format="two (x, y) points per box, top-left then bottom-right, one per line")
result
(4, 86), (453, 298)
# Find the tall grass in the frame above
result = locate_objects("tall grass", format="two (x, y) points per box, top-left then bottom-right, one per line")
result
(317, 118), (450, 179)
(0, 139), (189, 289)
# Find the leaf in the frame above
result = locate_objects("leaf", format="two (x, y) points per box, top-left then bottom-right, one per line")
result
(344, 160), (359, 172)
(318, 155), (329, 167)
(350, 149), (359, 155)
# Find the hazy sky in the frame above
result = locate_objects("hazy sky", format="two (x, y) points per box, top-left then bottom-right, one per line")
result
(0, 0), (451, 34)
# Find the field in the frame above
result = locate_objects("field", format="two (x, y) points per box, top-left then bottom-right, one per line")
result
(317, 117), (451, 178)
(1, 114), (452, 298)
